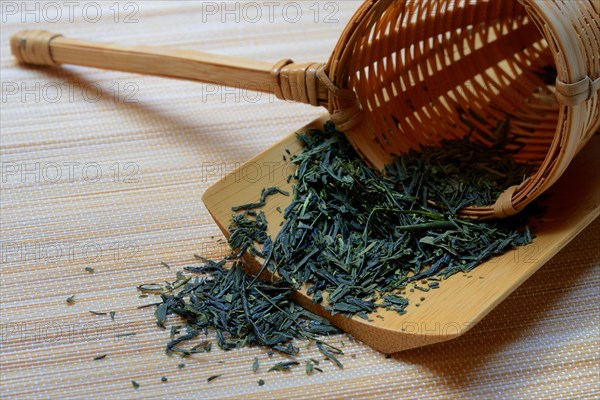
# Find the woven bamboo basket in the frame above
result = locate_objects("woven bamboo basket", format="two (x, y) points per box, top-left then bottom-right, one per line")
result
(11, 0), (599, 219)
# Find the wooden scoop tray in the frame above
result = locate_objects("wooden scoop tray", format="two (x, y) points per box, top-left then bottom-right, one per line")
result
(203, 115), (600, 354)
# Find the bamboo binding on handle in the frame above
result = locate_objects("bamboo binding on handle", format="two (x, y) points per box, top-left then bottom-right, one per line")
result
(10, 0), (600, 220)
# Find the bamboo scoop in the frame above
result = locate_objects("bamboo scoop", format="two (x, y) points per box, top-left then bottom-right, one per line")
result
(10, 0), (600, 220)
(201, 115), (599, 353)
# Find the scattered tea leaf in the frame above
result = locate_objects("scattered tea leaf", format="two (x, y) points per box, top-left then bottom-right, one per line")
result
(305, 360), (314, 374)
(155, 303), (168, 328)
(268, 361), (299, 372)
(115, 332), (136, 338)
(137, 284), (163, 294)
(317, 341), (343, 370)
(190, 341), (212, 354)
(207, 374), (222, 382)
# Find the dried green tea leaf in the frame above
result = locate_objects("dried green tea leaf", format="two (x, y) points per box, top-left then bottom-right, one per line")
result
(305, 360), (314, 374)
(155, 303), (168, 328)
(231, 186), (289, 212)
(268, 361), (299, 372)
(207, 374), (222, 382)
(137, 284), (164, 294)
(317, 341), (343, 370)
(115, 332), (136, 338)
(189, 341), (212, 354)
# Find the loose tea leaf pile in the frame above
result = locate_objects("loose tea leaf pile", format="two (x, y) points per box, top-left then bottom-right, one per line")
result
(139, 121), (537, 379)
(148, 261), (340, 358)
(232, 121), (534, 318)
(386, 123), (530, 212)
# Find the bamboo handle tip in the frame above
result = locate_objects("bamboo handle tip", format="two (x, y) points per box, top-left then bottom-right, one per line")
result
(10, 30), (63, 66)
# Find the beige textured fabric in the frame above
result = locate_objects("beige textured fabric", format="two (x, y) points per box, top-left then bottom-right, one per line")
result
(1, 2), (598, 399)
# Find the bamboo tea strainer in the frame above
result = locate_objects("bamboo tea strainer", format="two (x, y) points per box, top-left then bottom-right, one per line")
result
(11, 0), (599, 219)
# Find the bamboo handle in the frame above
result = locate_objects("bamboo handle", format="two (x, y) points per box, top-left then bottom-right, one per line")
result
(11, 30), (358, 125)
(10, 30), (278, 94)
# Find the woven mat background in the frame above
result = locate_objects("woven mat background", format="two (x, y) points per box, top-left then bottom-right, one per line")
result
(1, 2), (598, 399)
